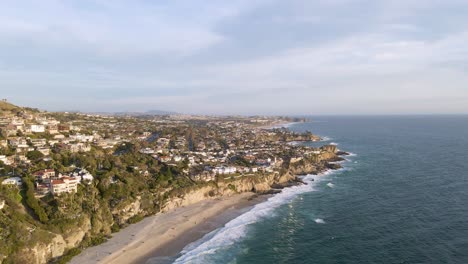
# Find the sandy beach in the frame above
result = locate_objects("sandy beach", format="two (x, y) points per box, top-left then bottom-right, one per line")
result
(70, 192), (262, 264)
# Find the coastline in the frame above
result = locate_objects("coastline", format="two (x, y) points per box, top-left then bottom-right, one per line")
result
(69, 192), (265, 264)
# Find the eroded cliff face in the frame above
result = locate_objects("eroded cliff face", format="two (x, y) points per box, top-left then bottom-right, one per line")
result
(162, 185), (217, 212)
(9, 146), (342, 264)
(112, 197), (143, 225)
(18, 235), (67, 264)
(162, 146), (341, 212)
(15, 217), (92, 264)
(161, 172), (297, 212)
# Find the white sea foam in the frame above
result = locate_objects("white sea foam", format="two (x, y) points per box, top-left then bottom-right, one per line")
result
(330, 142), (338, 146)
(347, 152), (357, 157)
(173, 172), (338, 263)
(314, 218), (326, 224)
(326, 182), (335, 188)
(174, 166), (347, 263)
(321, 136), (332, 142)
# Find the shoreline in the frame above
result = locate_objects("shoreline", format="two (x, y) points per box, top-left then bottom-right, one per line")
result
(69, 192), (265, 264)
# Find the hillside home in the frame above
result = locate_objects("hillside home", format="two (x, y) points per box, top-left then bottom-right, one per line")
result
(50, 176), (78, 195)
(2, 177), (22, 187)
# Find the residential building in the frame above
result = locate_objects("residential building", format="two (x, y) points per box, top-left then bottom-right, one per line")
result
(50, 176), (78, 195)
(2, 177), (22, 187)
(30, 124), (45, 133)
(33, 169), (55, 181)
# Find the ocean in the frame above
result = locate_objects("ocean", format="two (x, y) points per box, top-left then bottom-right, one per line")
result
(171, 116), (468, 264)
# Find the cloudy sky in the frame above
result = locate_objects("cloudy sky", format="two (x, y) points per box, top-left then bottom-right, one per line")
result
(1, 0), (468, 115)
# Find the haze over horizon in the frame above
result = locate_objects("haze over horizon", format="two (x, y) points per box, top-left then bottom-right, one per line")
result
(1, 0), (468, 115)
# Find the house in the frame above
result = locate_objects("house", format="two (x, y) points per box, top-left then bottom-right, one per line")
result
(30, 124), (45, 133)
(54, 134), (65, 140)
(58, 124), (70, 132)
(96, 139), (119, 149)
(37, 147), (50, 156)
(50, 176), (78, 195)
(8, 138), (28, 148)
(0, 155), (7, 164)
(33, 169), (56, 181)
(212, 166), (237, 175)
(3, 124), (18, 136)
(63, 143), (91, 153)
(69, 134), (94, 142)
(191, 171), (216, 182)
(11, 118), (24, 126)
(47, 124), (59, 134)
(2, 177), (22, 187)
(0, 156), (14, 165)
(140, 148), (155, 154)
(159, 155), (171, 163)
(35, 116), (47, 123)
(71, 168), (94, 184)
(30, 138), (47, 147)
(36, 183), (50, 196)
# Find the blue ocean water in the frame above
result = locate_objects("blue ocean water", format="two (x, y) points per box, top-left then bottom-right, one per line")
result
(174, 116), (468, 264)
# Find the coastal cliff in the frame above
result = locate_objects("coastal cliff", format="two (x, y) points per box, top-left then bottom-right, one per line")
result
(0, 145), (343, 264)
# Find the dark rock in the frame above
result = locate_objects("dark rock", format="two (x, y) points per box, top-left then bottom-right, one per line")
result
(326, 163), (343, 170)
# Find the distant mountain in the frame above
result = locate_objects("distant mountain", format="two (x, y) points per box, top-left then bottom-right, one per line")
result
(109, 109), (178, 116)
(145, 109), (178, 115)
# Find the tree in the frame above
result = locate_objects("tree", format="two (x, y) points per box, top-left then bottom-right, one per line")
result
(26, 150), (44, 161)
(23, 177), (49, 223)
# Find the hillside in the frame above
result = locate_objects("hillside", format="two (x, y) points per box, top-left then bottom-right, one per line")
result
(0, 100), (20, 112)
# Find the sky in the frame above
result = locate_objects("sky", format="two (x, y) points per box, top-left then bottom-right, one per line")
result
(1, 0), (468, 115)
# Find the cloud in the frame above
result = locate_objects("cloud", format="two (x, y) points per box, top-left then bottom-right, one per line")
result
(1, 0), (468, 114)
(0, 0), (257, 56)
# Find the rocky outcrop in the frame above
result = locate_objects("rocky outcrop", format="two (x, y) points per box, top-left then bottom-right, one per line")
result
(13, 217), (93, 264)
(161, 174), (298, 212)
(162, 185), (218, 212)
(63, 217), (92, 248)
(112, 197), (143, 225)
(17, 234), (66, 264)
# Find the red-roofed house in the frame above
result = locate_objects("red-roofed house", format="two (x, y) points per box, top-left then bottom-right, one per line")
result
(50, 176), (78, 195)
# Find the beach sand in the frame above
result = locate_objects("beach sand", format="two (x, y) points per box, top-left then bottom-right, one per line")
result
(70, 192), (263, 264)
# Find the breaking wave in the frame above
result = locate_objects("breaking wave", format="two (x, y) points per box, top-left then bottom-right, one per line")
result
(314, 218), (326, 224)
(173, 169), (342, 263)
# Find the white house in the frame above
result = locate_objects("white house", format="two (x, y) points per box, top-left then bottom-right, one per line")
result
(213, 166), (237, 175)
(33, 169), (55, 181)
(2, 177), (23, 186)
(0, 155), (7, 164)
(50, 176), (78, 195)
(69, 134), (94, 142)
(71, 168), (94, 184)
(30, 124), (46, 133)
(139, 148), (155, 154)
